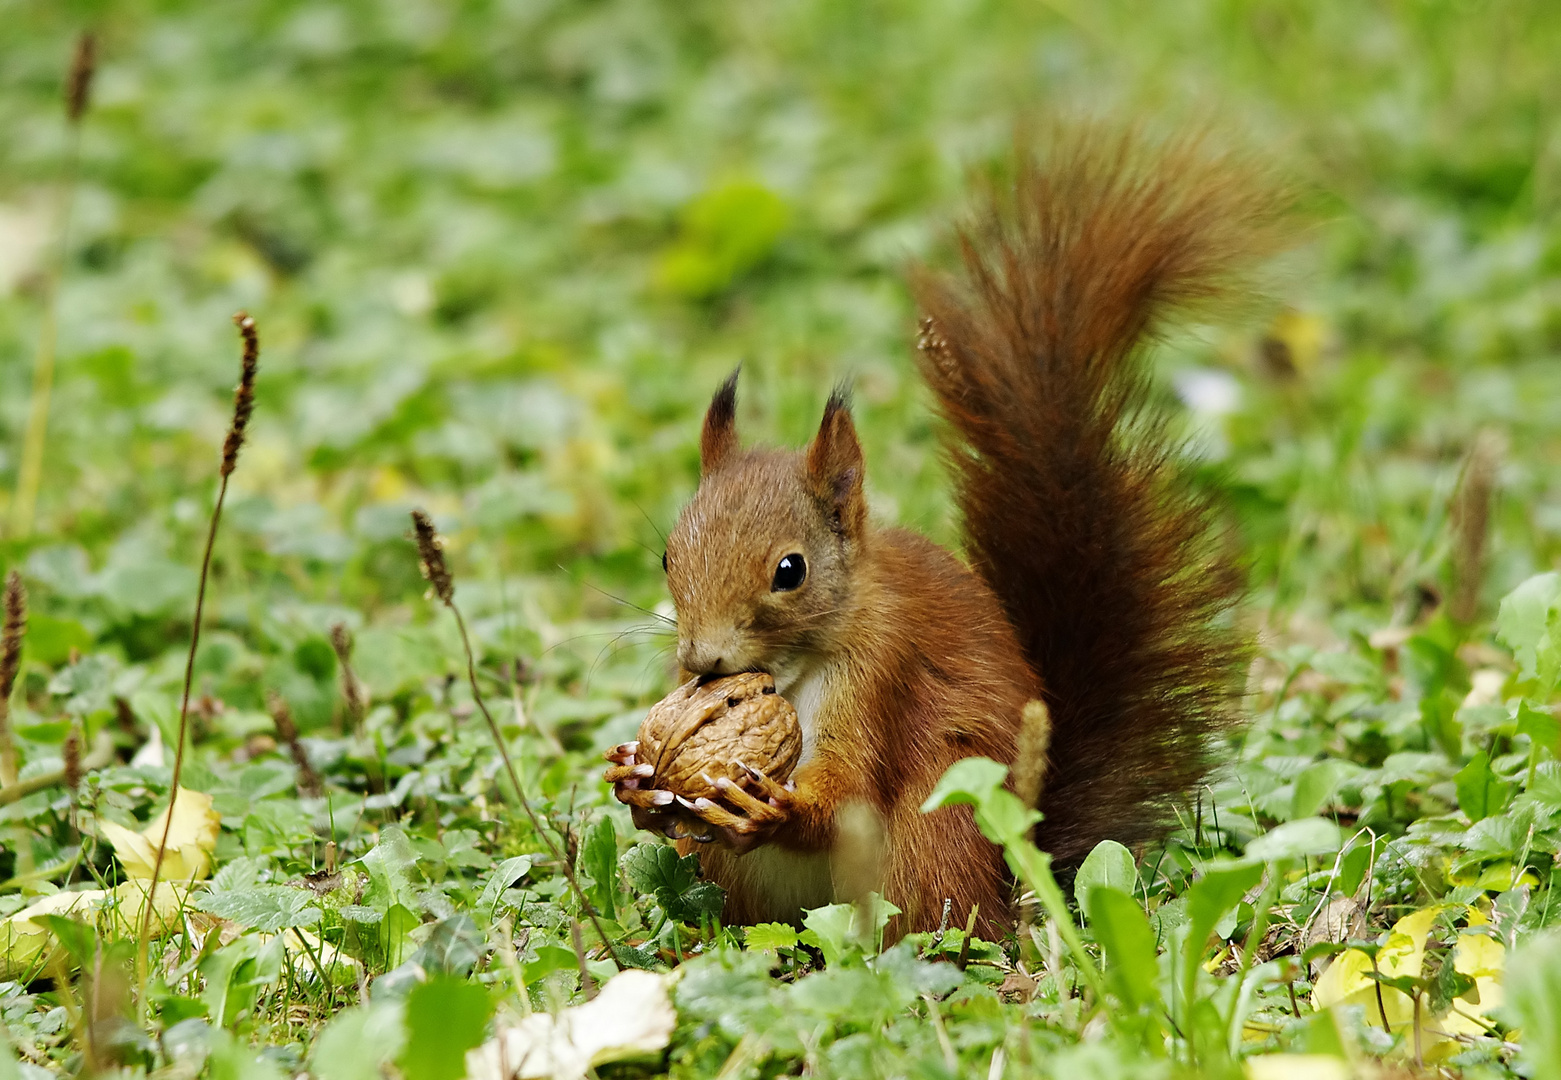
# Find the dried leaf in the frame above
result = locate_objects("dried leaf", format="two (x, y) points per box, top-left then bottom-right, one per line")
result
(465, 969), (674, 1080)
(100, 786), (221, 882)
(0, 881), (190, 980)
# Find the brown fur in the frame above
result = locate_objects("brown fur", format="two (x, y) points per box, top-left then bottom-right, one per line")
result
(913, 125), (1291, 862)
(623, 124), (1290, 938)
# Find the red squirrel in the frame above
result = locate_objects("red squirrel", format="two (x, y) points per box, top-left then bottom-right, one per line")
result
(605, 127), (1290, 938)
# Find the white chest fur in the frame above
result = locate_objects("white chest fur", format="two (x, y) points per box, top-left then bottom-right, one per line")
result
(732, 845), (835, 921)
(724, 661), (834, 920)
(776, 662), (827, 767)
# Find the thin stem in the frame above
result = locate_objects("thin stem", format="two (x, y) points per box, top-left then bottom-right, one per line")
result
(135, 312), (255, 1009)
(447, 602), (620, 971)
(134, 469), (229, 1009)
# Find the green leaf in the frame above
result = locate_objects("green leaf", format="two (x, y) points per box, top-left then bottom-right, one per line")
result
(33, 915), (95, 966)
(410, 914), (486, 977)
(1498, 572), (1561, 689)
(100, 559), (197, 619)
(1075, 840), (1139, 918)
(1291, 760), (1347, 820)
(676, 882), (727, 923)
(477, 855), (533, 915)
(359, 825), (422, 914)
(1339, 838), (1374, 897)
(921, 757), (1038, 847)
(1086, 886), (1161, 1011)
(202, 936), (284, 1029)
(311, 1003), (406, 1080)
(206, 1028), (286, 1080)
(746, 923), (800, 952)
(399, 976), (492, 1080)
(1455, 749), (1513, 822)
(1183, 860), (1262, 997)
(195, 886), (322, 933)
(380, 904), (420, 970)
(921, 756), (1009, 813)
(523, 944), (580, 986)
(802, 903), (857, 967)
(622, 843), (697, 896)
(23, 614), (94, 668)
(1430, 953), (1476, 1014)
(1419, 689), (1464, 762)
(581, 816), (619, 920)
(1518, 701), (1560, 756)
(621, 843), (722, 923)
(1245, 818), (1346, 861)
(1363, 970), (1424, 997)
(656, 181), (790, 299)
(1506, 928), (1561, 1080)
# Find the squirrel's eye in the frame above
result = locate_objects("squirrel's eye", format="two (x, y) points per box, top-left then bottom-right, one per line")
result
(771, 553), (806, 592)
(661, 552), (668, 573)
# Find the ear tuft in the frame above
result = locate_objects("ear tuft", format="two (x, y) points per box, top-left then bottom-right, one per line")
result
(700, 367), (741, 475)
(806, 383), (866, 539)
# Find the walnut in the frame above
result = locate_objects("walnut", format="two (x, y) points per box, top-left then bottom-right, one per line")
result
(637, 672), (802, 801)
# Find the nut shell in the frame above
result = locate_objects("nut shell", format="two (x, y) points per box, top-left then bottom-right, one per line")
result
(637, 672), (802, 801)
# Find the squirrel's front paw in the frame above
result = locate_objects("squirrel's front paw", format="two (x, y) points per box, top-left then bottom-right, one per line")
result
(603, 742), (681, 835)
(678, 763), (795, 855)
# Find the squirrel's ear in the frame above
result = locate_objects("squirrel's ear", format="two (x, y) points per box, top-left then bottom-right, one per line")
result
(700, 368), (741, 476)
(806, 387), (866, 539)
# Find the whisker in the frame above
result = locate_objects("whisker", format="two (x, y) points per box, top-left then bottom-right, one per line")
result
(538, 625), (674, 663)
(585, 625), (677, 690)
(567, 571), (678, 626)
(629, 498), (669, 550)
(776, 607), (845, 628)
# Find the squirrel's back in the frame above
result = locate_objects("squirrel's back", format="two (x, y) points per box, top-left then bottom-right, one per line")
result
(913, 126), (1293, 862)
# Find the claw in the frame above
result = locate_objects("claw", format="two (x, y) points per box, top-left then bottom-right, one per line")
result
(631, 763), (654, 778)
(738, 761), (765, 781)
(650, 790), (676, 806)
(676, 795), (699, 810)
(693, 797), (719, 811)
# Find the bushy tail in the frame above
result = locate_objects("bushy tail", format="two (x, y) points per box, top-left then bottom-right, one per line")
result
(912, 125), (1292, 862)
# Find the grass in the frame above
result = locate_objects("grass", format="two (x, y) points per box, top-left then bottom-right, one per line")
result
(3, 1), (1561, 1077)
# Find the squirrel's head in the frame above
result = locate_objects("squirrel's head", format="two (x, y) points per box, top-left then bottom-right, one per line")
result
(664, 370), (866, 684)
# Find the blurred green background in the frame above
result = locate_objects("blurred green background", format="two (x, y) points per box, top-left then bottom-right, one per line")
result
(4, 0), (1561, 735)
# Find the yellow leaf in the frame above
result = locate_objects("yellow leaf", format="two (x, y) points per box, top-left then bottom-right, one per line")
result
(1456, 930), (1505, 980)
(0, 881), (191, 980)
(102, 787), (220, 882)
(279, 927), (359, 985)
(1439, 930), (1506, 1037)
(1379, 905), (1442, 978)
(1264, 310), (1327, 376)
(1311, 905), (1445, 1031)
(1311, 945), (1372, 1011)
(1245, 1054), (1350, 1080)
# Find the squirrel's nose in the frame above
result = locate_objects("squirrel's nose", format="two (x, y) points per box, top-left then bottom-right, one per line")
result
(678, 640), (724, 675)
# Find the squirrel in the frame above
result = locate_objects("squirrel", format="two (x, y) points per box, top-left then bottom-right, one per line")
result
(605, 126), (1291, 939)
